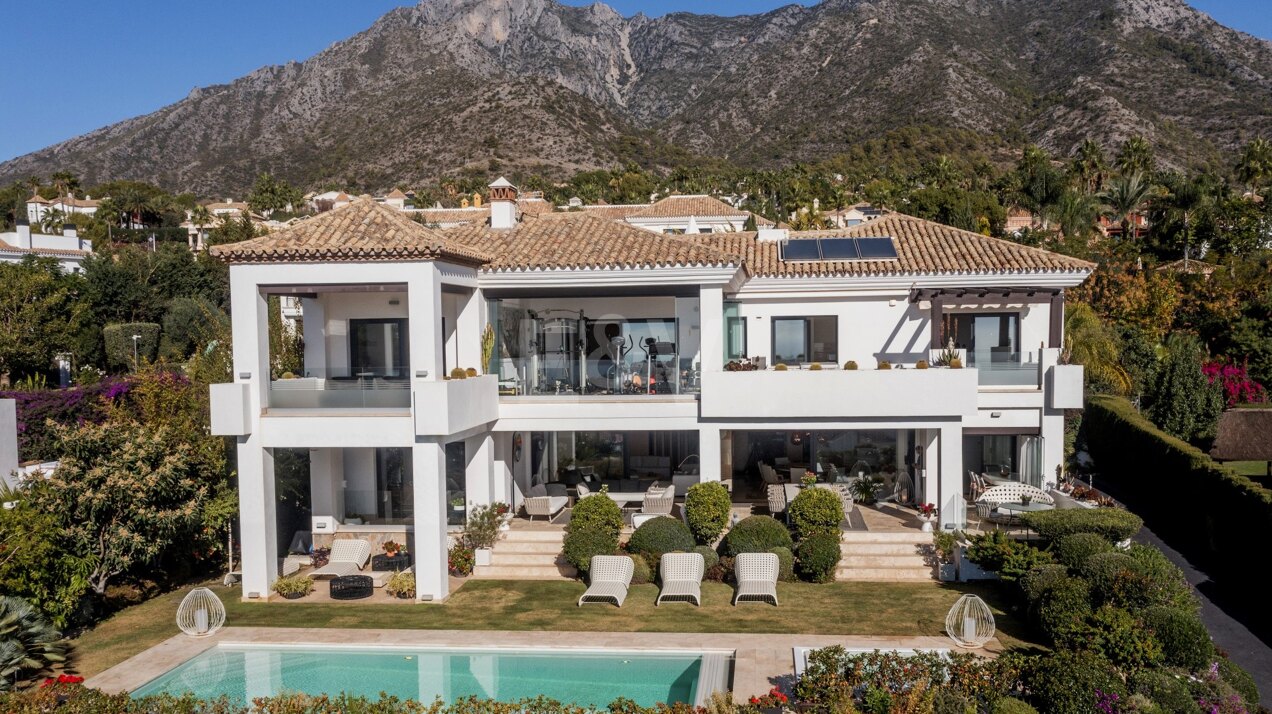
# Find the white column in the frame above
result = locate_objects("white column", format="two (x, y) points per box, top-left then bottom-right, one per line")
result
(301, 297), (327, 377)
(698, 425), (722, 482)
(309, 448), (345, 520)
(699, 286), (724, 372)
(465, 433), (494, 507)
(412, 439), (449, 601)
(238, 440), (278, 599)
(408, 267), (444, 382)
(920, 429), (940, 507)
(230, 271), (271, 409)
(456, 289), (483, 372)
(937, 425), (966, 531)
(491, 433), (513, 504)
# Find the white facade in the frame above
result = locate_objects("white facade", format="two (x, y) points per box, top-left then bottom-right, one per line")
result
(1, 222), (93, 272)
(211, 197), (1090, 603)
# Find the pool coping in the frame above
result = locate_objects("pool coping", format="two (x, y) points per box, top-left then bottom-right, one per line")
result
(87, 627), (993, 703)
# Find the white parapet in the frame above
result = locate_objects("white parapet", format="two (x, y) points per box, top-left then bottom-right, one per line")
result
(209, 383), (251, 436)
(413, 375), (499, 436)
(699, 368), (980, 419)
(1048, 364), (1085, 409)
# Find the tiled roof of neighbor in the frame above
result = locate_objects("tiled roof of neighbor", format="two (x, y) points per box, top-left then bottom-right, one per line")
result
(440, 212), (740, 271)
(207, 201), (248, 211)
(517, 197), (555, 215)
(385, 188), (407, 199)
(0, 238), (89, 258)
(27, 194), (50, 204)
(628, 195), (749, 220)
(56, 196), (100, 208)
(210, 199), (491, 265)
(413, 206), (490, 224)
(1210, 409), (1272, 461)
(573, 204), (649, 220)
(698, 212), (1097, 277)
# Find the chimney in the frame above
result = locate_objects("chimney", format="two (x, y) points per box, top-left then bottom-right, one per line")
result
(63, 221), (82, 249)
(15, 219), (31, 249)
(488, 177), (517, 230)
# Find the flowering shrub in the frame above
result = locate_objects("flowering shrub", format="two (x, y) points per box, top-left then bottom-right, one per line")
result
(0, 377), (131, 461)
(1202, 360), (1268, 406)
(918, 503), (937, 518)
(449, 543), (475, 576)
(750, 687), (789, 708)
(39, 674), (84, 688)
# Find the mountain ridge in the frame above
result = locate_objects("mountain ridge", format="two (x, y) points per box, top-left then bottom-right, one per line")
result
(2, 0), (1270, 194)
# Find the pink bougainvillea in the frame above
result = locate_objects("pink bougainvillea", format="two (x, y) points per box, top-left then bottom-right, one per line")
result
(1203, 360), (1268, 407)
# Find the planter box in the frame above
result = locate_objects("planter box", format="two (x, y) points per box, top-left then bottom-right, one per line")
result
(955, 545), (999, 582)
(475, 548), (493, 567)
(938, 563), (957, 582)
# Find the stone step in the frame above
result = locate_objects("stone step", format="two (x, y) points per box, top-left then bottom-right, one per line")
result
(840, 531), (932, 544)
(835, 567), (936, 581)
(500, 529), (568, 543)
(489, 552), (572, 567)
(491, 541), (564, 555)
(472, 564), (577, 579)
(837, 554), (930, 568)
(840, 543), (928, 556)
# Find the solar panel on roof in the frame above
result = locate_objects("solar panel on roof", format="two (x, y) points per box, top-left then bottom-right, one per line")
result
(781, 239), (822, 261)
(818, 238), (859, 260)
(855, 237), (898, 259)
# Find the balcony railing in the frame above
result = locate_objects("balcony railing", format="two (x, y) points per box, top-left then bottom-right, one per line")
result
(967, 353), (1040, 387)
(493, 356), (700, 397)
(269, 372), (410, 409)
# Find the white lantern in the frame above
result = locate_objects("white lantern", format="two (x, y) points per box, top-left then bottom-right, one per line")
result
(945, 593), (995, 648)
(177, 587), (226, 637)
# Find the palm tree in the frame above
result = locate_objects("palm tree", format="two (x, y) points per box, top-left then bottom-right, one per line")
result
(189, 204), (212, 250)
(1236, 138), (1272, 195)
(1153, 173), (1215, 263)
(0, 596), (69, 692)
(1099, 171), (1153, 242)
(1062, 303), (1131, 395)
(1116, 135), (1155, 178)
(1055, 190), (1098, 241)
(38, 208), (65, 234)
(1071, 139), (1107, 194)
(48, 170), (79, 201)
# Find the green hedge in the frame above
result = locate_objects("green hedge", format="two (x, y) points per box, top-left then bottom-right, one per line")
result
(1017, 508), (1142, 543)
(1084, 395), (1272, 579)
(102, 322), (160, 371)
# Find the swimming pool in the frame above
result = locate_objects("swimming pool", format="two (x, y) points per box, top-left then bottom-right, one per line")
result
(132, 644), (729, 708)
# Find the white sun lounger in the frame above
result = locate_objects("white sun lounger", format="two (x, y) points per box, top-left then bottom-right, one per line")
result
(578, 555), (634, 607)
(733, 552), (779, 606)
(657, 552), (704, 606)
(309, 539), (371, 578)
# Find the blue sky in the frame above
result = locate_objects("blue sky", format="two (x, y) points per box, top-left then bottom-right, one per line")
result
(1, 0), (1268, 164)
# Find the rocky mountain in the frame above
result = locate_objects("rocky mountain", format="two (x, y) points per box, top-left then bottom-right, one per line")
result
(3, 0), (1271, 194)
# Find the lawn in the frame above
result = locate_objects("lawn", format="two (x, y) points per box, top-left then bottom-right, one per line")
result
(70, 579), (1040, 679)
(1229, 460), (1270, 482)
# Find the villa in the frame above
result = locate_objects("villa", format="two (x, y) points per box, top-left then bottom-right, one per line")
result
(0, 218), (93, 272)
(208, 178), (1092, 603)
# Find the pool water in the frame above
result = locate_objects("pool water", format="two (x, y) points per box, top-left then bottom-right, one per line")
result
(132, 645), (708, 708)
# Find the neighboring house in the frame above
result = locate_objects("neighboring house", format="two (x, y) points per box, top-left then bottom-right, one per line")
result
(824, 203), (886, 229)
(0, 219), (93, 272)
(26, 193), (101, 223)
(1004, 208), (1038, 235)
(1097, 214), (1149, 238)
(563, 194), (774, 233)
(208, 178), (1093, 602)
(206, 199), (250, 218)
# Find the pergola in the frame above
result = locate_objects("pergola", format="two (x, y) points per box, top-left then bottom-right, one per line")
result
(909, 287), (1065, 349)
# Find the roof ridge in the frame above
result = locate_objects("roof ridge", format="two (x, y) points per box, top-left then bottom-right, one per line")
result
(881, 212), (1098, 271)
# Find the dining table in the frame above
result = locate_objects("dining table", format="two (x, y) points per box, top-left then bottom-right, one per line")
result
(996, 501), (1054, 515)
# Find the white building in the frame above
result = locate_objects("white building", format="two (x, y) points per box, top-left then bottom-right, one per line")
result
(209, 179), (1091, 603)
(1, 220), (93, 272)
(26, 194), (101, 224)
(823, 203), (885, 228)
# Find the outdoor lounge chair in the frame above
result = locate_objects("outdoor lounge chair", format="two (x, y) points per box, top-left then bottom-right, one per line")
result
(310, 539), (371, 578)
(733, 552), (779, 606)
(657, 552), (704, 606)
(766, 484), (787, 517)
(641, 486), (675, 516)
(525, 483), (568, 522)
(578, 555), (634, 607)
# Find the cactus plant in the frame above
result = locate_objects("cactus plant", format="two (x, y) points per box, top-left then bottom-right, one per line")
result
(878, 360), (892, 370)
(774, 363), (788, 371)
(449, 367), (468, 380)
(843, 360), (858, 370)
(480, 323), (495, 374)
(916, 360), (929, 369)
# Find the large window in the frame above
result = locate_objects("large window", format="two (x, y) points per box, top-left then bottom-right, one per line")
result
(945, 313), (1019, 365)
(772, 316), (837, 365)
(350, 318), (409, 377)
(724, 302), (747, 362)
(445, 441), (466, 526)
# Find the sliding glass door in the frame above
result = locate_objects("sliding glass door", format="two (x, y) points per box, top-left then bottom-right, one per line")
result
(772, 316), (837, 365)
(350, 318), (409, 377)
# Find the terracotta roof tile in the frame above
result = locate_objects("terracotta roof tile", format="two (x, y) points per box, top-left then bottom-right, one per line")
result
(572, 204), (648, 220)
(27, 194), (50, 204)
(628, 195), (749, 220)
(0, 239), (89, 258)
(412, 206), (490, 225)
(210, 199), (491, 266)
(439, 212), (740, 271)
(385, 188), (407, 199)
(697, 212), (1096, 277)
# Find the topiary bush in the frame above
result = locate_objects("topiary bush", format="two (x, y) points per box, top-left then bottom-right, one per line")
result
(103, 322), (161, 371)
(628, 554), (652, 585)
(787, 487), (844, 539)
(1143, 606), (1214, 670)
(1129, 669), (1204, 714)
(1036, 576), (1093, 647)
(627, 517), (694, 560)
(684, 482), (731, 544)
(722, 515), (792, 557)
(1019, 508), (1143, 543)
(1081, 552), (1137, 605)
(1086, 604), (1163, 671)
(770, 546), (795, 582)
(1125, 544), (1197, 611)
(693, 545), (719, 571)
(562, 527), (617, 574)
(795, 532), (841, 583)
(570, 492), (623, 539)
(1020, 564), (1069, 605)
(1055, 533), (1114, 570)
(1023, 650), (1126, 714)
(965, 530), (1054, 581)
(990, 698), (1039, 714)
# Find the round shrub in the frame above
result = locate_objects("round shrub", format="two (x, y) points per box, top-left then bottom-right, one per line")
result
(932, 689), (974, 714)
(1087, 605), (1163, 671)
(1129, 669), (1202, 714)
(1036, 576), (1092, 647)
(628, 554), (652, 585)
(570, 493), (623, 539)
(1020, 564), (1069, 605)
(692, 545), (720, 572)
(990, 698), (1039, 714)
(770, 546), (795, 582)
(684, 482), (732, 544)
(1019, 508), (1142, 543)
(1143, 606), (1214, 670)
(722, 515), (793, 557)
(628, 516), (695, 560)
(563, 527), (618, 574)
(1055, 533), (1113, 570)
(1126, 544), (1196, 611)
(795, 532), (841, 583)
(1023, 650), (1126, 714)
(787, 487), (844, 539)
(707, 555), (734, 583)
(1081, 551), (1137, 603)
(1216, 657), (1259, 709)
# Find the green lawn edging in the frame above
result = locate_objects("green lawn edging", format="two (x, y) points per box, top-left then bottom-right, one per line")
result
(1084, 395), (1272, 575)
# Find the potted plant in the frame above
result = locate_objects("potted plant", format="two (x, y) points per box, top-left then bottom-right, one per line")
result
(310, 546), (331, 569)
(385, 571), (415, 600)
(492, 501), (512, 531)
(1020, 494), (1032, 506)
(918, 502), (937, 532)
(843, 360), (858, 370)
(933, 531), (957, 582)
(450, 497), (465, 514)
(272, 575), (313, 600)
(382, 540), (403, 558)
(464, 504), (504, 566)
(448, 543), (475, 576)
(850, 475), (881, 505)
(749, 687), (789, 714)
(800, 473), (817, 488)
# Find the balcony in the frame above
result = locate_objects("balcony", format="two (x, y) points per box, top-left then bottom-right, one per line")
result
(414, 375), (499, 435)
(699, 366), (979, 420)
(269, 372), (411, 410)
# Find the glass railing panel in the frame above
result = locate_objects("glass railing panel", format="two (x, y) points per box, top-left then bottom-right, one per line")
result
(968, 354), (1040, 387)
(494, 356), (700, 396)
(269, 371), (411, 409)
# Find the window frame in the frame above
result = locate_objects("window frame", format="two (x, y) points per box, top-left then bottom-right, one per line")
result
(771, 315), (838, 365)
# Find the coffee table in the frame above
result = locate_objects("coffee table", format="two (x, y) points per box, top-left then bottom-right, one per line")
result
(330, 574), (373, 600)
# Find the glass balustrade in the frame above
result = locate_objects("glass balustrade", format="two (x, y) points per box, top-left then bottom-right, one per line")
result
(269, 369), (411, 409)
